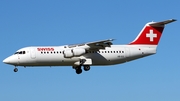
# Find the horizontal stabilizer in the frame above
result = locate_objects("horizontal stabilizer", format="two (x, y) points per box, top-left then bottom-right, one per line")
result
(149, 19), (177, 26)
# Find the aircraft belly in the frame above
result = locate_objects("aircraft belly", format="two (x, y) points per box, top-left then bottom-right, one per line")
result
(84, 53), (126, 66)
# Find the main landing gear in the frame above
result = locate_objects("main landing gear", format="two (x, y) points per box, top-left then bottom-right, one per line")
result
(83, 65), (90, 71)
(73, 65), (91, 74)
(76, 66), (82, 74)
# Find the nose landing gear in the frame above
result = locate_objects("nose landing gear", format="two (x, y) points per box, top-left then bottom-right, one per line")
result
(13, 67), (18, 72)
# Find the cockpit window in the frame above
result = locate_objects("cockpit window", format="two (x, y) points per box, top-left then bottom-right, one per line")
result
(19, 51), (23, 54)
(14, 51), (26, 55)
(14, 52), (19, 54)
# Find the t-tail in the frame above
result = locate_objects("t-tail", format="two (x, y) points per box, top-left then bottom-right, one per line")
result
(129, 19), (176, 47)
(125, 19), (176, 61)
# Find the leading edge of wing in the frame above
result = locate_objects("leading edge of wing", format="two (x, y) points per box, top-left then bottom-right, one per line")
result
(67, 39), (115, 49)
(86, 39), (115, 45)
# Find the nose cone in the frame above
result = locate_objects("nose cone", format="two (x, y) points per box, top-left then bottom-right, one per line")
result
(3, 58), (10, 64)
(3, 55), (18, 65)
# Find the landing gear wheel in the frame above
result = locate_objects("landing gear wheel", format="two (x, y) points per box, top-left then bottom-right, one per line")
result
(14, 68), (18, 72)
(76, 68), (82, 74)
(83, 65), (90, 71)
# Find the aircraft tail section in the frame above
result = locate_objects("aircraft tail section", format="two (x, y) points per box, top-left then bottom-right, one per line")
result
(129, 19), (176, 45)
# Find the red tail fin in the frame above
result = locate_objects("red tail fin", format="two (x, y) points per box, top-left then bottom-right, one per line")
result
(130, 19), (176, 45)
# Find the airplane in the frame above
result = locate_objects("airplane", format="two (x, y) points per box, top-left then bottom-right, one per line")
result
(3, 19), (176, 74)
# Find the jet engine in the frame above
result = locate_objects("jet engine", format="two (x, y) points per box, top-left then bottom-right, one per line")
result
(63, 48), (86, 58)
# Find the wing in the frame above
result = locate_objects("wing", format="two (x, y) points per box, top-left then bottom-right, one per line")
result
(67, 39), (115, 50)
(86, 39), (114, 50)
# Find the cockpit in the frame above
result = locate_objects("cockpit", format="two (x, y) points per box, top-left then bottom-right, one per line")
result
(14, 51), (26, 55)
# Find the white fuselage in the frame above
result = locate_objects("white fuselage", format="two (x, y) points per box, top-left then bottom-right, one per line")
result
(5, 45), (156, 67)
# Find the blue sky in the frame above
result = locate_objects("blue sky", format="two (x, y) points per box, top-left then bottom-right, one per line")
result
(0, 0), (179, 101)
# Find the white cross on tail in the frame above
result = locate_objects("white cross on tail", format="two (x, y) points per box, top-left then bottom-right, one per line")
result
(146, 30), (157, 42)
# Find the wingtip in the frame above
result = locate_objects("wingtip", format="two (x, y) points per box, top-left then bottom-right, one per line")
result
(109, 39), (115, 41)
(171, 19), (177, 22)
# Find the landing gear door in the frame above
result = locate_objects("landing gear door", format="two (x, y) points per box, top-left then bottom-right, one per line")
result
(30, 48), (36, 59)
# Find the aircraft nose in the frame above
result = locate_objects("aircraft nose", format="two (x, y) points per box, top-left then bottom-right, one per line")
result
(3, 57), (10, 64)
(3, 55), (18, 65)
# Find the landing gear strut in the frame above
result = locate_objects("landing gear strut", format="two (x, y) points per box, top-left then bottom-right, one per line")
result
(14, 67), (18, 72)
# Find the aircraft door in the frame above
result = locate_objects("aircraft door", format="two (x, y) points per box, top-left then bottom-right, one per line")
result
(30, 48), (36, 59)
(125, 48), (130, 61)
(17, 54), (20, 64)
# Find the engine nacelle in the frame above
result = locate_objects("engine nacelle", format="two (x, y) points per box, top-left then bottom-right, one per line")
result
(63, 49), (73, 58)
(72, 48), (86, 56)
(63, 48), (86, 58)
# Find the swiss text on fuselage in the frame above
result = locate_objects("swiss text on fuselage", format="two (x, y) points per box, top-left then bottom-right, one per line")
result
(37, 48), (54, 51)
